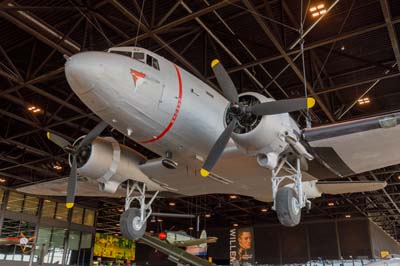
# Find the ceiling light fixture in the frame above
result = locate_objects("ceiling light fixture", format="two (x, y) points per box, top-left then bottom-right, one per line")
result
(205, 213), (211, 218)
(328, 202), (335, 207)
(358, 97), (370, 105)
(310, 2), (327, 18)
(233, 223), (239, 227)
(261, 208), (268, 212)
(229, 195), (238, 199)
(0, 177), (6, 183)
(27, 105), (42, 114)
(53, 165), (63, 171)
(345, 214), (351, 218)
(169, 202), (176, 206)
(189, 227), (194, 230)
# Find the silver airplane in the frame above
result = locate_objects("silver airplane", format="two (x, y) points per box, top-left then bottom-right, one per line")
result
(19, 46), (399, 240)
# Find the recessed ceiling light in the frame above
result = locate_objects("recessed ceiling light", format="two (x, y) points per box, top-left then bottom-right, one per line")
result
(233, 223), (239, 227)
(169, 202), (176, 206)
(157, 218), (163, 222)
(229, 195), (238, 199)
(188, 227), (194, 230)
(205, 213), (211, 218)
(328, 202), (335, 207)
(345, 214), (351, 218)
(0, 177), (6, 183)
(261, 208), (268, 212)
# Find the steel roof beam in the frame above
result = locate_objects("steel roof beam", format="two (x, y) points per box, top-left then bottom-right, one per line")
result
(220, 18), (400, 77)
(380, 0), (400, 72)
(241, 0), (334, 122)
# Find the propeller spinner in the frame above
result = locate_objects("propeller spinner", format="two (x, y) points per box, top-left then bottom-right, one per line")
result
(200, 60), (315, 177)
(46, 121), (108, 208)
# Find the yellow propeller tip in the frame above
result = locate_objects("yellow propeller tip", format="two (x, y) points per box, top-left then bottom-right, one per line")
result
(307, 98), (316, 108)
(66, 203), (74, 209)
(46, 132), (51, 140)
(200, 169), (210, 177)
(211, 59), (220, 68)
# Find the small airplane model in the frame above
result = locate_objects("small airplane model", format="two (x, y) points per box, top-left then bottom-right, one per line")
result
(0, 233), (35, 252)
(157, 230), (217, 256)
(19, 46), (398, 240)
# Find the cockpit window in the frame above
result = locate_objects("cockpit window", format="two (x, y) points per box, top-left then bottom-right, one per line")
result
(133, 52), (145, 63)
(109, 50), (132, 57)
(146, 55), (160, 71)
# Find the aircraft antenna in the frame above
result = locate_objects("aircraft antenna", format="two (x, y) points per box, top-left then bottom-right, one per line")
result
(300, 0), (312, 128)
(134, 0), (147, 47)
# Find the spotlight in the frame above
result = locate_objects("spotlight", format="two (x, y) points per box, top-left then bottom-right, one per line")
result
(233, 223), (239, 227)
(169, 202), (176, 206)
(261, 208), (268, 212)
(328, 202), (335, 207)
(157, 218), (163, 222)
(229, 195), (238, 199)
(0, 177), (6, 183)
(205, 213), (211, 218)
(345, 214), (351, 218)
(189, 227), (194, 230)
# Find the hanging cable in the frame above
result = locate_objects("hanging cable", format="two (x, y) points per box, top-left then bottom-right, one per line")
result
(134, 0), (146, 47)
(300, 0), (311, 128)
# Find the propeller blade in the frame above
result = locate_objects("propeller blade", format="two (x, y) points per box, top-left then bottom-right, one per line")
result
(211, 59), (239, 103)
(249, 97), (315, 116)
(66, 154), (78, 209)
(46, 132), (71, 149)
(200, 119), (237, 177)
(78, 121), (108, 148)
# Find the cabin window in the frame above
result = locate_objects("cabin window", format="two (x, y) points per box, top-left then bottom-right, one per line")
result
(133, 52), (145, 63)
(109, 50), (132, 57)
(146, 54), (160, 70)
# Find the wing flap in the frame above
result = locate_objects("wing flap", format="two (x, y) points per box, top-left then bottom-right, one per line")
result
(304, 112), (400, 176)
(316, 181), (386, 195)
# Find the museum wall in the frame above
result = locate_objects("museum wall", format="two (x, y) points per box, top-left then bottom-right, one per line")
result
(204, 218), (397, 264)
(369, 220), (400, 258)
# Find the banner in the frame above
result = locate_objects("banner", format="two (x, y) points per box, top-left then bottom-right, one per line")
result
(94, 233), (135, 260)
(229, 227), (255, 266)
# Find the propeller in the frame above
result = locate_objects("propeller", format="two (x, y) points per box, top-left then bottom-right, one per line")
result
(200, 60), (315, 177)
(46, 121), (108, 208)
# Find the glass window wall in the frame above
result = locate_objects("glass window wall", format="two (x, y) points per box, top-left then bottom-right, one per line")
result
(55, 203), (69, 221)
(23, 195), (39, 215)
(72, 207), (84, 224)
(42, 199), (56, 219)
(6, 191), (24, 212)
(84, 209), (95, 226)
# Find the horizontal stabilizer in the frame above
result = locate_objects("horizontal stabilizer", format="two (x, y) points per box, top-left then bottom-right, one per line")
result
(316, 181), (386, 195)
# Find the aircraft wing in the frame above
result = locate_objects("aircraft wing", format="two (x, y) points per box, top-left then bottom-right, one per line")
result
(304, 112), (400, 177)
(17, 177), (125, 197)
(173, 237), (218, 247)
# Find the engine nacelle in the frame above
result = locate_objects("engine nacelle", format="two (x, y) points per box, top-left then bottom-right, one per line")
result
(229, 92), (300, 167)
(77, 137), (163, 193)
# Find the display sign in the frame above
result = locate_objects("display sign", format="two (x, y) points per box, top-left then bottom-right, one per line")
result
(94, 233), (135, 260)
(229, 227), (255, 266)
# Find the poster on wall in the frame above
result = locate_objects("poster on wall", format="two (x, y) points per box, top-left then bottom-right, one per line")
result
(94, 233), (135, 260)
(229, 227), (255, 266)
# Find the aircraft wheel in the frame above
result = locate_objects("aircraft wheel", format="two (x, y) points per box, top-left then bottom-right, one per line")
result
(276, 187), (301, 227)
(120, 208), (146, 240)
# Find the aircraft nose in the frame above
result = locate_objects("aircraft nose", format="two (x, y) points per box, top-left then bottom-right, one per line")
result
(65, 52), (105, 94)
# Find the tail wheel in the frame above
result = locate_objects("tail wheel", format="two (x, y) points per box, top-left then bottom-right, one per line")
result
(276, 187), (301, 227)
(120, 208), (146, 240)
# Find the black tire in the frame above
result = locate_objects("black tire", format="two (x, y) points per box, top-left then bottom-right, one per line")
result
(120, 208), (146, 240)
(276, 187), (301, 227)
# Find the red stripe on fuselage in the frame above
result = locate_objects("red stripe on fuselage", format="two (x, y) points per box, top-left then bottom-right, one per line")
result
(140, 64), (183, 144)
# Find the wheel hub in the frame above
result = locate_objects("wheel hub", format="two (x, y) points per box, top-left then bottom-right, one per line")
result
(132, 216), (143, 231)
(291, 197), (300, 215)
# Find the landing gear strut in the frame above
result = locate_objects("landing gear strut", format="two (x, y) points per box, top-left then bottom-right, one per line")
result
(120, 182), (159, 240)
(271, 157), (310, 227)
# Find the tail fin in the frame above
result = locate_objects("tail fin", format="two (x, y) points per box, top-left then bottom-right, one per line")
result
(199, 230), (207, 250)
